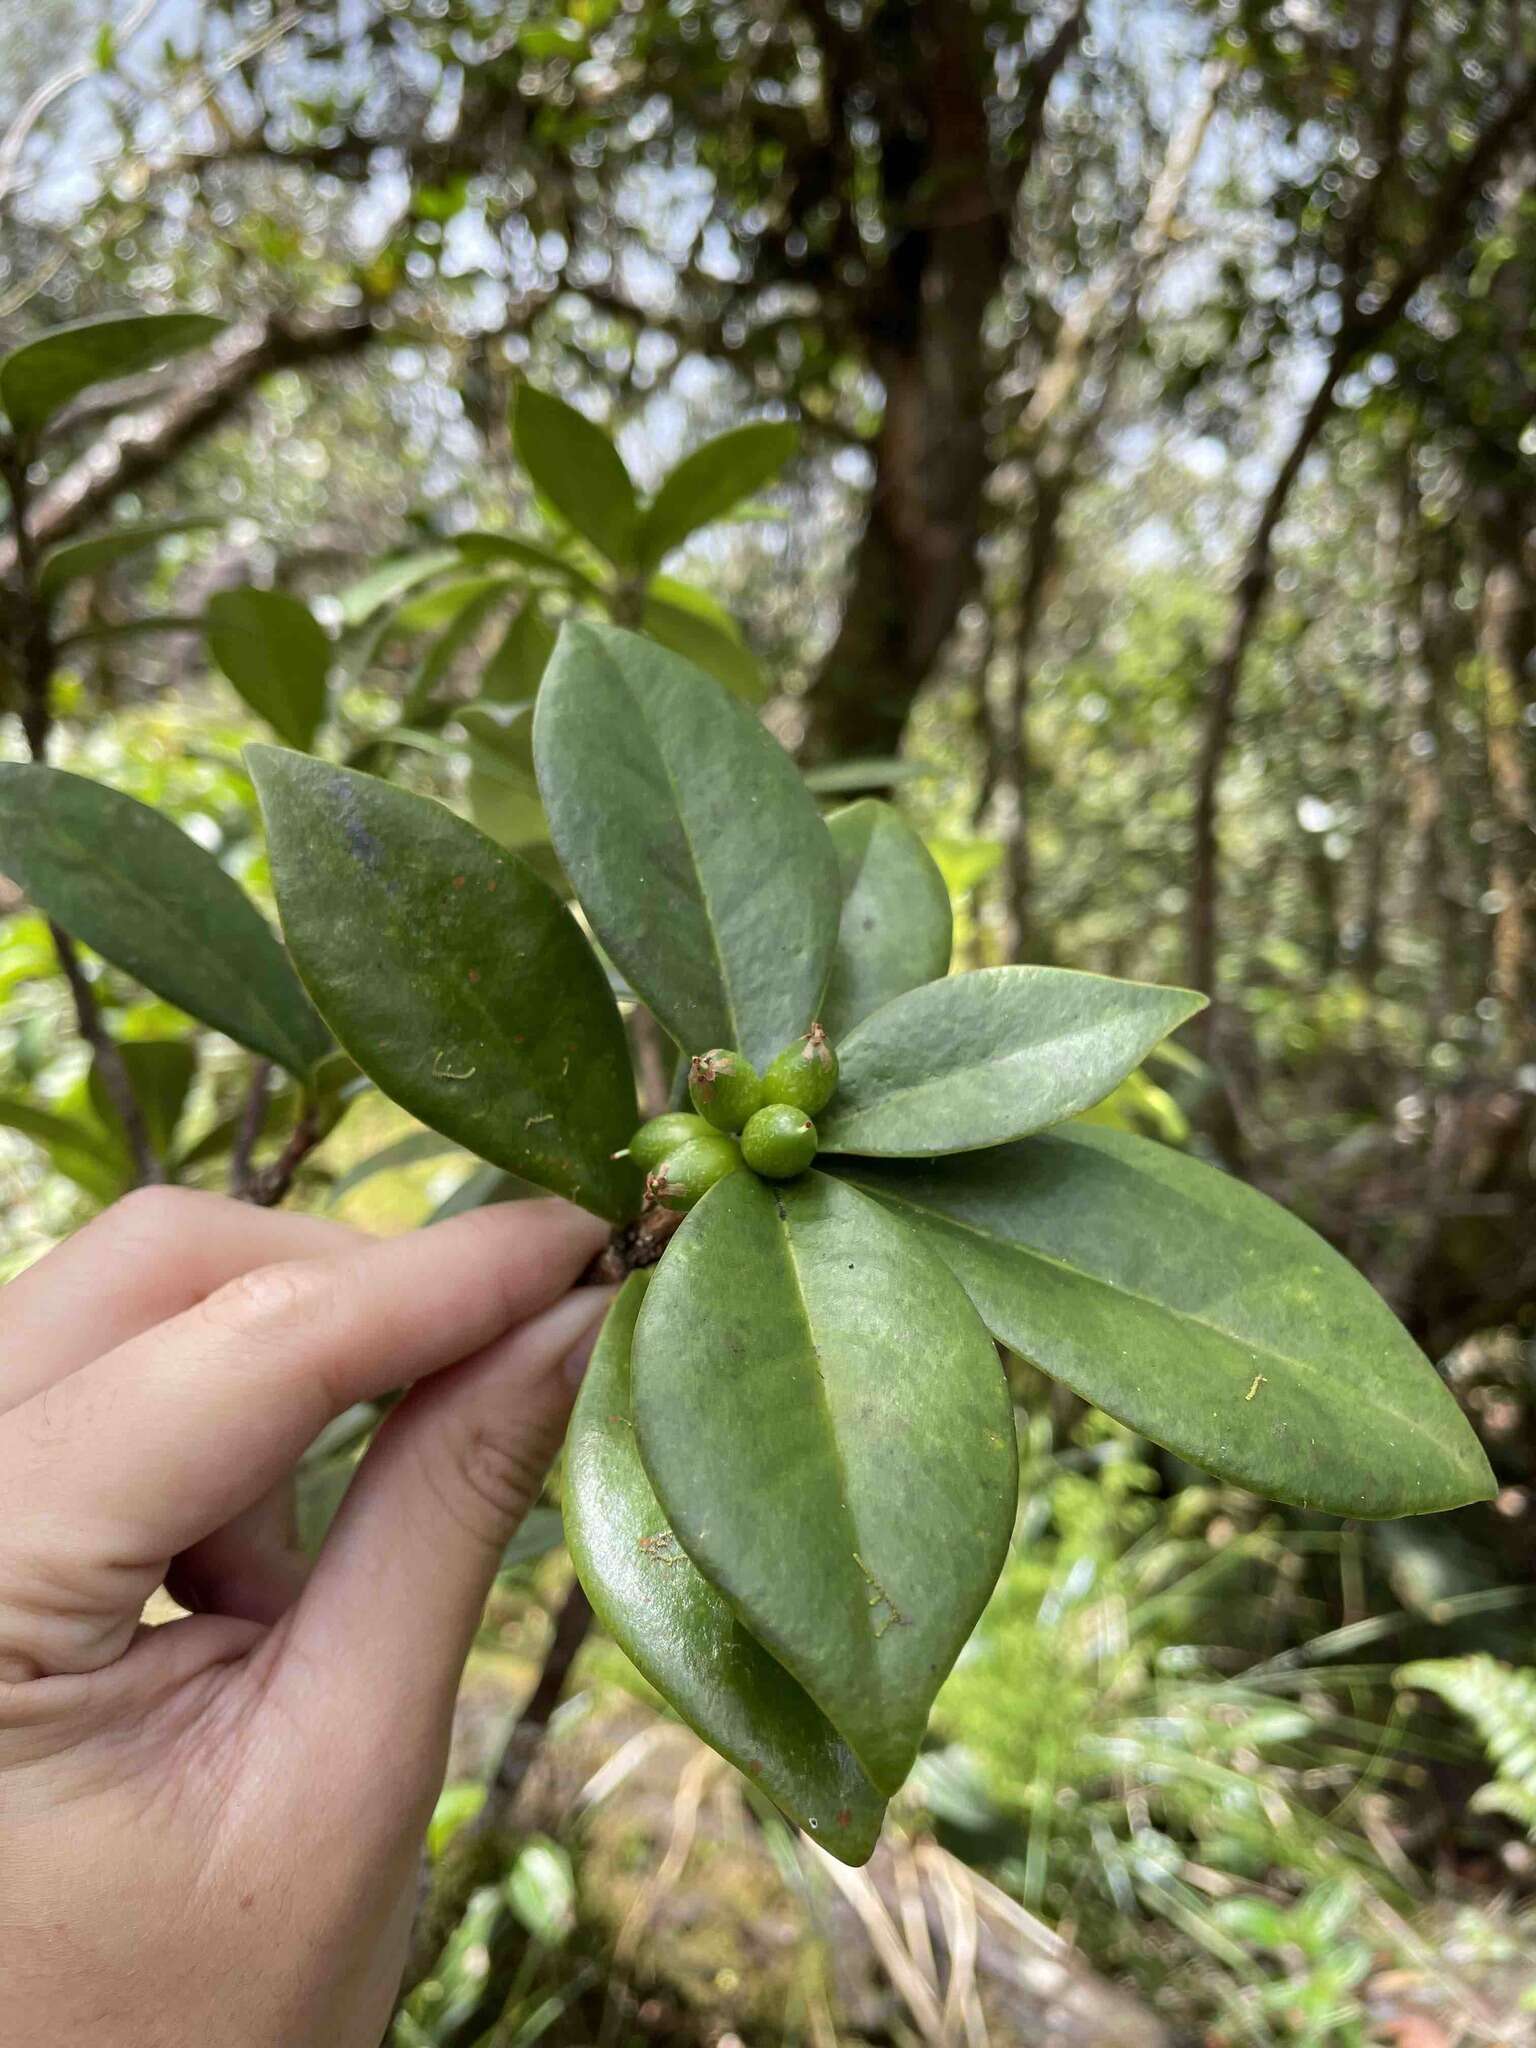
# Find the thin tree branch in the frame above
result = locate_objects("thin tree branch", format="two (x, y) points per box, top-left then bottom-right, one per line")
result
(48, 922), (163, 1185)
(0, 310), (378, 576)
(1006, 2), (1088, 199)
(248, 1093), (322, 1207)
(229, 1058), (273, 1201)
(1187, 63), (1536, 1032)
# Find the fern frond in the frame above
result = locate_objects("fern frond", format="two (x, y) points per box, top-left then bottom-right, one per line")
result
(1399, 1655), (1536, 1838)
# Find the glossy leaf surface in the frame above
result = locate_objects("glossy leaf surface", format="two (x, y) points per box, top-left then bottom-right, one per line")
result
(512, 387), (637, 568)
(0, 312), (224, 435)
(0, 763), (329, 1077)
(638, 421), (799, 569)
(249, 749), (640, 1221)
(822, 800), (952, 1039)
(534, 622), (839, 1067)
(817, 966), (1205, 1157)
(565, 1275), (887, 1863)
(206, 587), (330, 749)
(633, 1171), (1017, 1792)
(832, 1126), (1494, 1518)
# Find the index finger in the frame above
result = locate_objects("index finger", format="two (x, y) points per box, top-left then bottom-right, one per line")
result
(0, 1199), (608, 1676)
(0, 1188), (360, 1417)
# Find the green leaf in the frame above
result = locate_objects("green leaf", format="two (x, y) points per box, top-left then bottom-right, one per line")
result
(638, 420), (798, 570)
(632, 1172), (1017, 1792)
(37, 518), (218, 604)
(0, 1094), (126, 1202)
(248, 749), (641, 1222)
(506, 1839), (576, 1944)
(830, 1126), (1495, 1518)
(333, 550), (460, 628)
(205, 587), (330, 749)
(816, 967), (1206, 1157)
(89, 1038), (195, 1161)
(393, 573), (512, 634)
(641, 591), (766, 702)
(822, 800), (952, 1040)
(0, 763), (330, 1078)
(453, 530), (601, 593)
(400, 584), (514, 718)
(459, 703), (549, 852)
(512, 386), (638, 569)
(0, 312), (225, 437)
(565, 1275), (887, 1861)
(534, 622), (840, 1067)
(483, 603), (556, 701)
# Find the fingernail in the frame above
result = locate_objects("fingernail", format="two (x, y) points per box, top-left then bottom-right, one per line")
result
(562, 1287), (617, 1389)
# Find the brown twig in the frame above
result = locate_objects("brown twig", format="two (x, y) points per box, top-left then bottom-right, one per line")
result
(580, 1202), (682, 1285)
(229, 1058), (273, 1200)
(48, 921), (163, 1185)
(398, 1579), (595, 2000)
(248, 1093), (323, 1207)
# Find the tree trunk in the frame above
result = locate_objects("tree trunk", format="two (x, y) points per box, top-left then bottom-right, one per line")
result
(801, 203), (1003, 760)
(1478, 491), (1536, 1061)
(799, 0), (1083, 762)
(989, 471), (1067, 962)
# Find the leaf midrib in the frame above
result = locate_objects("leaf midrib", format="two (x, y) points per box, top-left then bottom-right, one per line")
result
(768, 1191), (884, 1701)
(829, 1000), (1184, 1136)
(613, 649), (741, 1047)
(858, 1181), (1466, 1462)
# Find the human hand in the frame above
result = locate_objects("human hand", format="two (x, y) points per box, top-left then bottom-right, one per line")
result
(0, 1188), (613, 2048)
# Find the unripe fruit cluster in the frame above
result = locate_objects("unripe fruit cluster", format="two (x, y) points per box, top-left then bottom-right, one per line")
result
(628, 1024), (840, 1211)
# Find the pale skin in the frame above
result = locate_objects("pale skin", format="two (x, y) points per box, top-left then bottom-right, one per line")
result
(0, 1187), (615, 2048)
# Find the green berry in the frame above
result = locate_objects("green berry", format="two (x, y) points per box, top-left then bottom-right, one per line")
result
(688, 1047), (764, 1132)
(741, 1103), (818, 1180)
(628, 1111), (713, 1174)
(762, 1020), (839, 1116)
(646, 1131), (743, 1212)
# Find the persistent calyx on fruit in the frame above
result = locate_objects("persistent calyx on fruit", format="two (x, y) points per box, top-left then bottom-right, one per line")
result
(688, 1047), (764, 1132)
(741, 1101), (818, 1179)
(646, 1129), (742, 1211)
(761, 1020), (839, 1116)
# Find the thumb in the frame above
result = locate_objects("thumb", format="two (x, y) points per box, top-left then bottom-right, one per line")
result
(278, 1283), (615, 1766)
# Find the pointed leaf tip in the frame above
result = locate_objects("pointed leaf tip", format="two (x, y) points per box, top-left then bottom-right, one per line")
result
(631, 1171), (1017, 1792)
(833, 1127), (1494, 1519)
(533, 623), (840, 1068)
(566, 1275), (886, 1862)
(818, 965), (1206, 1157)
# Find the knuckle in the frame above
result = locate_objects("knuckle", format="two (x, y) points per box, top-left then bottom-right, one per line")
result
(96, 1183), (205, 1252)
(423, 1419), (555, 1551)
(197, 1259), (331, 1343)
